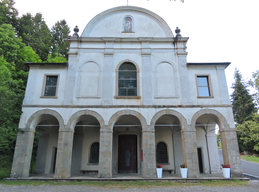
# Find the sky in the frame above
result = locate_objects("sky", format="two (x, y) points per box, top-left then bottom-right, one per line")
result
(14, 0), (259, 95)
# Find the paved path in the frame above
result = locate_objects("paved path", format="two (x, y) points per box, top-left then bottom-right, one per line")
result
(218, 149), (259, 178)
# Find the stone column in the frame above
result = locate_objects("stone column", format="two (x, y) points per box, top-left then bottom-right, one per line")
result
(54, 129), (74, 178)
(98, 127), (113, 178)
(181, 129), (200, 178)
(220, 129), (243, 177)
(140, 39), (153, 105)
(206, 131), (221, 174)
(10, 129), (34, 178)
(142, 126), (156, 178)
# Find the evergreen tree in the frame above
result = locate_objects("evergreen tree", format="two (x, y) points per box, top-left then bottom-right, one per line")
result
(50, 20), (70, 60)
(17, 13), (51, 61)
(231, 69), (257, 124)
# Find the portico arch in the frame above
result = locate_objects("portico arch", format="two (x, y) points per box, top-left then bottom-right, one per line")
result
(67, 110), (105, 130)
(65, 110), (105, 176)
(191, 109), (243, 177)
(151, 109), (199, 178)
(108, 110), (147, 129)
(11, 109), (64, 178)
(150, 109), (188, 130)
(25, 109), (64, 130)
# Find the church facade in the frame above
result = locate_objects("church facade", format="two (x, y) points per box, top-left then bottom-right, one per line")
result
(11, 6), (243, 179)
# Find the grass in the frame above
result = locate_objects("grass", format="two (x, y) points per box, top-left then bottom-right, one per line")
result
(0, 166), (11, 180)
(241, 155), (259, 163)
(0, 180), (249, 188)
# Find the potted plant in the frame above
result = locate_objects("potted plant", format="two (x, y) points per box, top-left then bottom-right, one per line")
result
(221, 164), (231, 178)
(156, 164), (163, 178)
(180, 164), (188, 178)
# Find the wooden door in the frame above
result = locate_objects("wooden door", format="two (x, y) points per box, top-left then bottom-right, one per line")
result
(118, 135), (137, 173)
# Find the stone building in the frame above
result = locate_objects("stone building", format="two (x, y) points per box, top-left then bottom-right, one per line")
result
(11, 6), (243, 179)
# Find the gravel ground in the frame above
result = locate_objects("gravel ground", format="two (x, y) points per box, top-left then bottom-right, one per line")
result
(0, 181), (258, 192)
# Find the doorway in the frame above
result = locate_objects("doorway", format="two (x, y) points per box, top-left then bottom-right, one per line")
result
(118, 135), (137, 173)
(52, 147), (57, 173)
(197, 147), (204, 173)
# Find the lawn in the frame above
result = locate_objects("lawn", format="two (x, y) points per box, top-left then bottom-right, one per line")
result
(0, 180), (249, 188)
(241, 155), (259, 164)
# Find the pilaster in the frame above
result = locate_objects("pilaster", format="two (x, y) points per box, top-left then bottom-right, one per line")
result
(140, 39), (153, 105)
(64, 40), (78, 105)
(216, 66), (231, 105)
(102, 38), (115, 105)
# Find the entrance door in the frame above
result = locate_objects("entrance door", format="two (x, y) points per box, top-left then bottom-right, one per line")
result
(197, 148), (204, 173)
(118, 135), (137, 173)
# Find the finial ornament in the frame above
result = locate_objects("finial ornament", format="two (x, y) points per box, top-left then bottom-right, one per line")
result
(175, 27), (181, 38)
(73, 26), (79, 37)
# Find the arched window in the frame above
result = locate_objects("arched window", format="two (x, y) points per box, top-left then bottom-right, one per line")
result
(156, 142), (168, 163)
(118, 62), (137, 96)
(89, 142), (99, 163)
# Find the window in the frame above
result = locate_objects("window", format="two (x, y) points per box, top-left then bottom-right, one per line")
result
(44, 76), (58, 97)
(118, 62), (137, 96)
(89, 142), (99, 163)
(156, 142), (168, 164)
(197, 76), (210, 97)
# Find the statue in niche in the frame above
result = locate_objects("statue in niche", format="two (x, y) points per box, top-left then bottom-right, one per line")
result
(124, 16), (132, 32)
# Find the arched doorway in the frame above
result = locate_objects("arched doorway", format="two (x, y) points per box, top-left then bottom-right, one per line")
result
(154, 114), (183, 175)
(70, 115), (101, 175)
(194, 114), (221, 174)
(33, 114), (59, 175)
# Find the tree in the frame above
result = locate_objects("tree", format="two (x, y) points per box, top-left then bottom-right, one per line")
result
(231, 69), (257, 124)
(50, 20), (70, 60)
(17, 13), (51, 61)
(249, 70), (259, 108)
(45, 54), (67, 63)
(0, 24), (41, 162)
(236, 113), (259, 153)
(0, 0), (18, 27)
(0, 23), (24, 63)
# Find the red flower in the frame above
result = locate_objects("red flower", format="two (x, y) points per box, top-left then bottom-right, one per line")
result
(221, 164), (230, 168)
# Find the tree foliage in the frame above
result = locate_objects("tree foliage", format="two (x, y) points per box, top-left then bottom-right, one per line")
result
(0, 24), (41, 160)
(17, 13), (51, 61)
(0, 23), (24, 63)
(249, 70), (259, 108)
(236, 113), (259, 152)
(231, 69), (257, 124)
(50, 20), (70, 60)
(0, 0), (18, 27)
(46, 54), (67, 63)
